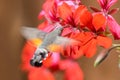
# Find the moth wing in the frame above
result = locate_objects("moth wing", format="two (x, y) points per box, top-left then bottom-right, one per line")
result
(53, 36), (79, 46)
(21, 26), (47, 40)
(47, 36), (79, 52)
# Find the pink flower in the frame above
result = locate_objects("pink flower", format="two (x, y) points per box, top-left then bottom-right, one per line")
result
(38, 0), (59, 23)
(91, 0), (120, 39)
(38, 0), (81, 23)
(107, 15), (120, 39)
(97, 0), (117, 11)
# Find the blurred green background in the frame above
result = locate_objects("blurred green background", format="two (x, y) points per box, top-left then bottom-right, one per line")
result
(0, 0), (120, 80)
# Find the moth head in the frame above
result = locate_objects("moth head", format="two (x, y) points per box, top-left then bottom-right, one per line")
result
(30, 48), (49, 67)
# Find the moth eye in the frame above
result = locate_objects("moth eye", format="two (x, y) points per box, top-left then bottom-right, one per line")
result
(39, 52), (47, 58)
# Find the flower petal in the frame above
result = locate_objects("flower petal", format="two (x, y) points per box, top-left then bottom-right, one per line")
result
(60, 43), (83, 59)
(38, 10), (45, 20)
(108, 8), (119, 15)
(69, 32), (95, 58)
(71, 45), (83, 59)
(107, 15), (120, 39)
(38, 22), (54, 32)
(28, 68), (55, 80)
(70, 32), (93, 43)
(81, 38), (97, 58)
(74, 5), (93, 27)
(58, 2), (72, 21)
(106, 0), (118, 10)
(97, 0), (107, 9)
(61, 45), (71, 57)
(74, 5), (86, 25)
(97, 36), (112, 48)
(92, 13), (106, 31)
(61, 27), (72, 36)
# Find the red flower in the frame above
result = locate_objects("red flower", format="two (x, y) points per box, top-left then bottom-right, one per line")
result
(58, 2), (92, 28)
(61, 13), (112, 58)
(59, 60), (83, 80)
(80, 13), (112, 58)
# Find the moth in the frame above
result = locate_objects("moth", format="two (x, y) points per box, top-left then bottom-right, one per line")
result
(21, 23), (78, 67)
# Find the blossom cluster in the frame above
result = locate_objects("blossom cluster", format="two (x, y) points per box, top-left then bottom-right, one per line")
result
(21, 0), (120, 80)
